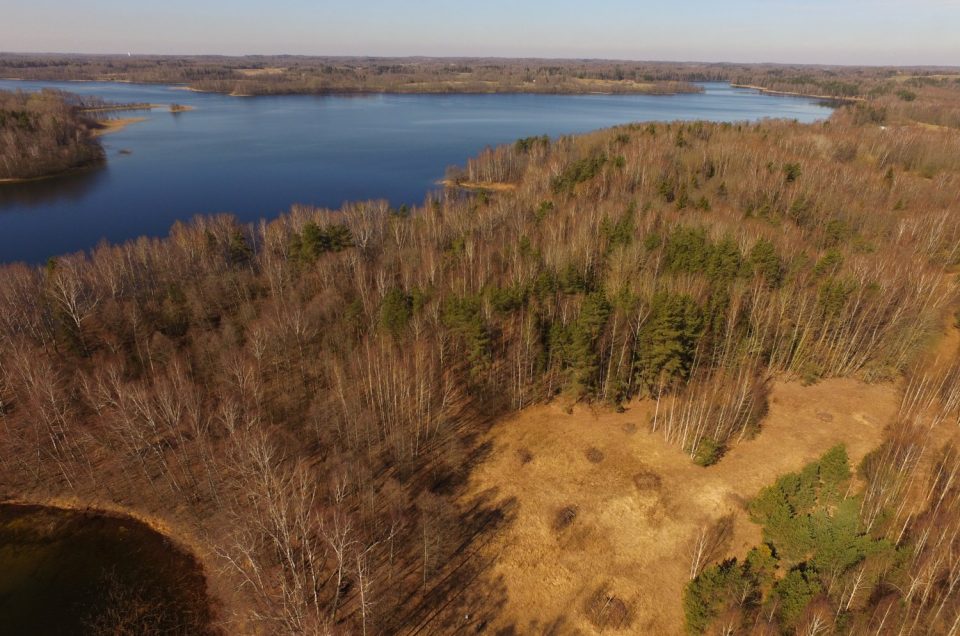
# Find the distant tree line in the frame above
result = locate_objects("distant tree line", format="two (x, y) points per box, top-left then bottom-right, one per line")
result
(0, 54), (711, 96)
(3, 54), (958, 105)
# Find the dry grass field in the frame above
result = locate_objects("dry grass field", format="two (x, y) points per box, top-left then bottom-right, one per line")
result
(464, 378), (901, 634)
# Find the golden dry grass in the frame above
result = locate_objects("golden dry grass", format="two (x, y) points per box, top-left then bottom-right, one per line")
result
(440, 179), (518, 192)
(569, 78), (656, 93)
(91, 116), (147, 136)
(463, 378), (900, 634)
(236, 67), (286, 77)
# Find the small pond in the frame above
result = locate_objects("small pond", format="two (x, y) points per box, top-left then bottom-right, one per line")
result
(0, 504), (216, 635)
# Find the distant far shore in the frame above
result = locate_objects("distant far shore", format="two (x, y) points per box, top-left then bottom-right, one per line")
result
(730, 83), (863, 103)
(4, 76), (702, 98)
(5, 55), (957, 104)
(0, 56), (713, 97)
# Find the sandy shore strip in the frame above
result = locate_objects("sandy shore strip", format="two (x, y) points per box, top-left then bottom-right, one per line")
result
(170, 85), (213, 93)
(92, 116), (147, 136)
(439, 179), (517, 192)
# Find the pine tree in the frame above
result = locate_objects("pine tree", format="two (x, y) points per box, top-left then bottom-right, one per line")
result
(566, 291), (611, 394)
(636, 292), (704, 393)
(749, 238), (782, 287)
(381, 288), (413, 337)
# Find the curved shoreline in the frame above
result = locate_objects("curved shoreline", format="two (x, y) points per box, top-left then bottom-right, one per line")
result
(0, 495), (213, 573)
(91, 115), (147, 136)
(0, 160), (104, 185)
(731, 83), (863, 103)
(0, 496), (222, 624)
(440, 178), (517, 192)
(0, 498), (221, 633)
(0, 117), (144, 185)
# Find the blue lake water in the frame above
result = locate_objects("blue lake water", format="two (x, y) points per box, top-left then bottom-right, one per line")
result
(0, 80), (832, 264)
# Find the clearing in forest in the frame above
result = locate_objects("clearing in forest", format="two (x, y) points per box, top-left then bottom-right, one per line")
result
(464, 378), (899, 635)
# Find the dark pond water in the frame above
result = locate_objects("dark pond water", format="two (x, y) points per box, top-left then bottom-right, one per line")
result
(0, 80), (832, 264)
(0, 504), (215, 635)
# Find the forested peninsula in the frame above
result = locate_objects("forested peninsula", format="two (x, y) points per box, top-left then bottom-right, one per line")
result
(0, 89), (105, 181)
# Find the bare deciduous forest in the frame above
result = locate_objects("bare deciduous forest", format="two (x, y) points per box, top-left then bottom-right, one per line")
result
(0, 54), (706, 96)
(1, 70), (960, 634)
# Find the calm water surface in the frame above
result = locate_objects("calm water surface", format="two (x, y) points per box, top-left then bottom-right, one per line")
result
(0, 80), (832, 263)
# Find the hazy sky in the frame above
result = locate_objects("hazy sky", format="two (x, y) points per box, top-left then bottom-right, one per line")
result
(3, 0), (958, 65)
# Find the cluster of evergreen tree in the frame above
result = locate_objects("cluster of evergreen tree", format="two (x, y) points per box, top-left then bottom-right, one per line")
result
(288, 221), (353, 263)
(685, 447), (905, 633)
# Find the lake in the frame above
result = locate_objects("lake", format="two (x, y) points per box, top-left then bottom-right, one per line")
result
(0, 80), (832, 264)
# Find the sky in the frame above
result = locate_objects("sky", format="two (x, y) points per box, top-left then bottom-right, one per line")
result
(2, 0), (958, 66)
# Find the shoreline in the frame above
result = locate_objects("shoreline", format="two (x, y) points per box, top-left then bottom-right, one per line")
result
(80, 103), (158, 113)
(170, 85), (212, 93)
(0, 496), (212, 573)
(0, 496), (221, 626)
(0, 162), (102, 185)
(7, 75), (704, 98)
(0, 117), (144, 185)
(91, 116), (147, 136)
(204, 86), (703, 98)
(440, 178), (517, 192)
(731, 83), (863, 103)
(0, 151), (106, 185)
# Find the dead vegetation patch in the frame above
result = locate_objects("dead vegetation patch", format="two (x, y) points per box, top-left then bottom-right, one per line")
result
(585, 447), (605, 464)
(516, 447), (533, 465)
(583, 586), (633, 630)
(552, 505), (578, 532)
(236, 67), (286, 76)
(632, 467), (663, 492)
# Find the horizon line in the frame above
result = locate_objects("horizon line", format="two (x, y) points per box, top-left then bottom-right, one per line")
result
(2, 51), (959, 70)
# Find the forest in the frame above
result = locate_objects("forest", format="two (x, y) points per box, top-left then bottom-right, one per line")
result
(0, 89), (105, 181)
(0, 73), (959, 634)
(2, 54), (958, 102)
(0, 54), (704, 96)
